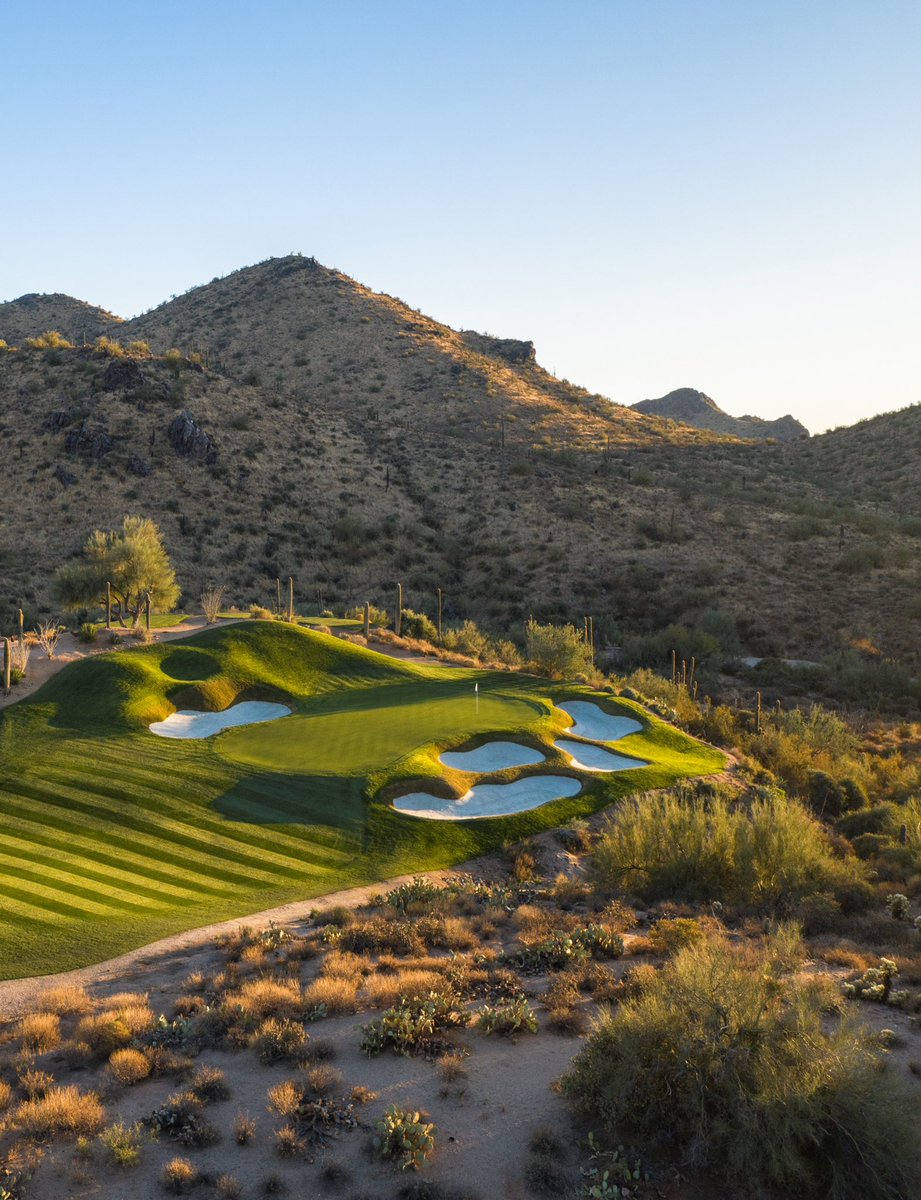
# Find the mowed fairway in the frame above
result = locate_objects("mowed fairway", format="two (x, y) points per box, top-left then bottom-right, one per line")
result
(0, 623), (723, 979)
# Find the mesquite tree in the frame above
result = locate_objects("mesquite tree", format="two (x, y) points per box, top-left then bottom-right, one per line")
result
(55, 516), (180, 627)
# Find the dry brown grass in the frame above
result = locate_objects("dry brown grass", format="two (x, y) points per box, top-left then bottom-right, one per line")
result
(363, 970), (443, 1009)
(436, 1051), (468, 1082)
(227, 976), (303, 1020)
(99, 991), (148, 1010)
(19, 1069), (55, 1100)
(302, 975), (360, 1014)
(161, 1155), (199, 1193)
(321, 950), (369, 982)
(36, 985), (91, 1016)
(813, 944), (872, 970)
(13, 1085), (104, 1137)
(107, 1047), (152, 1086)
(0, 1081), (12, 1111)
(267, 1080), (300, 1117)
(18, 1012), (60, 1053)
(301, 1063), (343, 1096)
(73, 1014), (133, 1058)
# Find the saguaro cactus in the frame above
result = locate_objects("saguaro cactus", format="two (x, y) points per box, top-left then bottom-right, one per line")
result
(363, 601), (371, 639)
(288, 576), (294, 622)
(3, 637), (10, 691)
(105, 582), (112, 630)
(437, 588), (444, 644)
(395, 583), (403, 637)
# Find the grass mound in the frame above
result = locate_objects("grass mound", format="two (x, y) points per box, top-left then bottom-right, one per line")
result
(562, 930), (921, 1200)
(0, 623), (722, 977)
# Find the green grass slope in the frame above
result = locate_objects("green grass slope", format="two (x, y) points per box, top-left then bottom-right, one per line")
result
(0, 624), (722, 978)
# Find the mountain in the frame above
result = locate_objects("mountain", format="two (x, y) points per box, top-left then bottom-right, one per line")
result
(633, 387), (808, 441)
(0, 293), (122, 346)
(0, 256), (918, 674)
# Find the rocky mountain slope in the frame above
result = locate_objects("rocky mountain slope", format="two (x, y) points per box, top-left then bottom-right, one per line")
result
(0, 257), (917, 673)
(0, 293), (122, 347)
(634, 387), (808, 441)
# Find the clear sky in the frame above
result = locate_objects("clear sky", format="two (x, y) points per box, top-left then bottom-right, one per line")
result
(2, 1), (918, 433)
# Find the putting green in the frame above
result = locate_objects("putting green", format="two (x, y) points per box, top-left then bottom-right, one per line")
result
(222, 684), (546, 776)
(0, 623), (723, 979)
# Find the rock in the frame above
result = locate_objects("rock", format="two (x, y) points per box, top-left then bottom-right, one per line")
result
(43, 410), (72, 432)
(64, 421), (113, 460)
(53, 464), (77, 487)
(100, 357), (144, 391)
(128, 454), (152, 477)
(461, 331), (536, 365)
(633, 388), (809, 441)
(168, 411), (217, 464)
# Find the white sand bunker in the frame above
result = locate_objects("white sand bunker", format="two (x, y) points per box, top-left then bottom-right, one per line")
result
(149, 701), (291, 739)
(557, 700), (642, 742)
(394, 775), (581, 820)
(556, 738), (646, 773)
(440, 741), (546, 772)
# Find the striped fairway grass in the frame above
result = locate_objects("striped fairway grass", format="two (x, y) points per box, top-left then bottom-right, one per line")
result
(0, 623), (723, 978)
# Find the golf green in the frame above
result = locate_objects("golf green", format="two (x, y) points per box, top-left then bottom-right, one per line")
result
(0, 622), (723, 979)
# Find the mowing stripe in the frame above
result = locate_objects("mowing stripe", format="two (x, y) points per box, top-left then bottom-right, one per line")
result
(0, 854), (171, 912)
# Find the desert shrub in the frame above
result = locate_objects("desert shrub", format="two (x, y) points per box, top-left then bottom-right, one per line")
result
(302, 1063), (343, 1096)
(216, 1175), (243, 1199)
(361, 992), (469, 1057)
(647, 917), (704, 954)
(227, 976), (303, 1020)
(887, 893), (911, 920)
(591, 784), (867, 910)
(73, 1013), (134, 1059)
(19, 1069), (54, 1099)
(478, 997), (538, 1036)
(329, 916), (423, 956)
(386, 877), (443, 912)
(249, 605), (275, 620)
(13, 1085), (104, 1137)
(346, 603), (389, 626)
(160, 1155), (199, 1193)
(375, 1105), (436, 1171)
(251, 1017), (309, 1064)
(442, 620), (490, 658)
(78, 621), (99, 643)
(525, 619), (592, 678)
(364, 970), (444, 1009)
(562, 930), (921, 1199)
(189, 1064), (230, 1102)
(301, 974), (360, 1014)
(18, 1011), (60, 1053)
(107, 1047), (152, 1085)
(837, 805), (900, 840)
(147, 1091), (220, 1146)
(0, 1081), (11, 1111)
(25, 330), (73, 349)
(99, 1120), (148, 1167)
(401, 609), (437, 640)
(234, 1109), (256, 1144)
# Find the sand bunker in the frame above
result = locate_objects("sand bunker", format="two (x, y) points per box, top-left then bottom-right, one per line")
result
(394, 775), (582, 820)
(557, 700), (642, 742)
(150, 701), (291, 739)
(555, 738), (646, 773)
(439, 741), (546, 772)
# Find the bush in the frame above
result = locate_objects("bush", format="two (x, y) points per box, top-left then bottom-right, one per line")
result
(107, 1047), (152, 1085)
(78, 622), (99, 643)
(562, 931), (921, 1198)
(251, 1017), (309, 1064)
(99, 1120), (148, 1167)
(525, 619), (591, 678)
(375, 1105), (436, 1170)
(647, 917), (704, 954)
(401, 609), (437, 641)
(147, 1092), (220, 1147)
(591, 783), (867, 910)
(160, 1156), (199, 1193)
(18, 1011), (60, 1052)
(13, 1085), (104, 1137)
(25, 330), (73, 349)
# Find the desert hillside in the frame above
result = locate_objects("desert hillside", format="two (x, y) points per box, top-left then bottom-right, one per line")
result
(1, 258), (919, 671)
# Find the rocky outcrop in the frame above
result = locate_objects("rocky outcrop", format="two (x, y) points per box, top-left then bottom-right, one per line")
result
(100, 357), (145, 391)
(168, 412), (217, 464)
(461, 331), (536, 366)
(64, 420), (113, 460)
(633, 388), (809, 441)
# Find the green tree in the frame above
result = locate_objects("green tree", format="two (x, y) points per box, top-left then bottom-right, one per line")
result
(55, 517), (180, 627)
(525, 619), (591, 678)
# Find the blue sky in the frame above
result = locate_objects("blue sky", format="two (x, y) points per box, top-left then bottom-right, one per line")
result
(2, 1), (918, 432)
